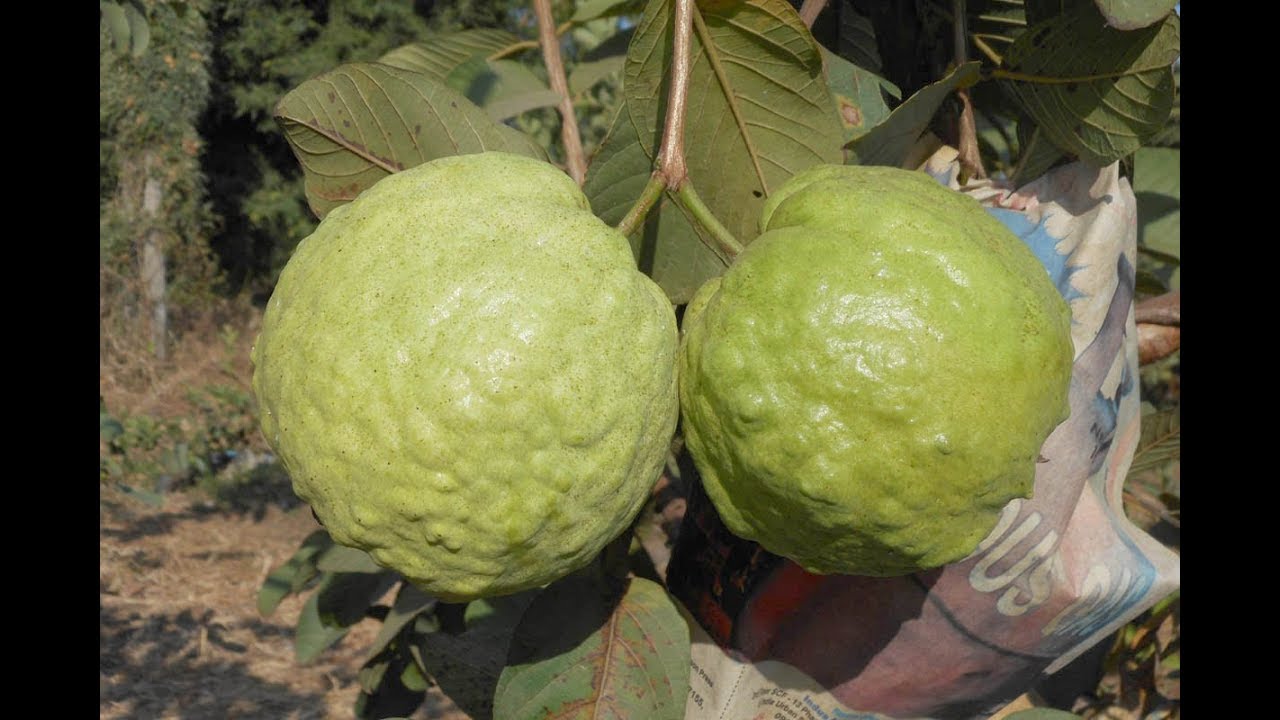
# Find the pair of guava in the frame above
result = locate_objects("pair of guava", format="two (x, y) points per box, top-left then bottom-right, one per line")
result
(250, 151), (1072, 601)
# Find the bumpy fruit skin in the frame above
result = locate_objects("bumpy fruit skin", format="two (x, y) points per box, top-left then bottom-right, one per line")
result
(679, 164), (1073, 577)
(251, 152), (679, 601)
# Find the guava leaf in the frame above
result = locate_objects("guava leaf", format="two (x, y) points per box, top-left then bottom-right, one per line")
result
(493, 575), (691, 720)
(1095, 0), (1178, 30)
(448, 57), (562, 121)
(1133, 146), (1179, 260)
(847, 62), (981, 167)
(837, 1), (882, 73)
(367, 583), (436, 661)
(821, 48), (896, 145)
(1010, 123), (1064, 187)
(583, 108), (726, 304)
(624, 0), (845, 245)
(274, 62), (545, 219)
(410, 591), (539, 720)
(572, 0), (644, 23)
(296, 590), (350, 665)
(570, 55), (626, 96)
(997, 6), (1179, 167)
(316, 543), (384, 573)
(258, 529), (333, 617)
(1127, 406), (1179, 477)
(377, 29), (523, 78)
(317, 571), (400, 628)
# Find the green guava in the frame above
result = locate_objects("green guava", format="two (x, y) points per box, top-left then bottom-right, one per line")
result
(251, 152), (679, 601)
(678, 164), (1074, 577)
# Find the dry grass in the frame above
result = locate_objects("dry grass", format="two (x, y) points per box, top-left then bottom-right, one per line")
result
(99, 489), (469, 720)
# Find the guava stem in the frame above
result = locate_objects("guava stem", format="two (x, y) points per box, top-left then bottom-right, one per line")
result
(676, 183), (745, 262)
(655, 0), (695, 190)
(953, 0), (986, 182)
(616, 175), (667, 239)
(798, 0), (828, 28)
(534, 0), (588, 185)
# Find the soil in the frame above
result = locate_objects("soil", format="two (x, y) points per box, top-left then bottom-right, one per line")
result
(99, 487), (469, 720)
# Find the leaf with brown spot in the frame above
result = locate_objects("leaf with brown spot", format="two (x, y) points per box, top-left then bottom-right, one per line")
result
(493, 575), (691, 720)
(274, 62), (545, 219)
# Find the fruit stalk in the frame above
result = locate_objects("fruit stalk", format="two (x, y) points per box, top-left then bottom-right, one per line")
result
(534, 0), (587, 185)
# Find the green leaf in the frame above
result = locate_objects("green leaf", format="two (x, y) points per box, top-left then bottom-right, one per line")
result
(122, 2), (149, 57)
(572, 0), (644, 23)
(448, 57), (562, 121)
(400, 661), (430, 692)
(258, 530), (334, 617)
(274, 62), (545, 219)
(997, 7), (1179, 167)
(377, 29), (523, 79)
(968, 0), (1027, 57)
(100, 2), (131, 55)
(296, 588), (350, 664)
(821, 48), (896, 145)
(367, 583), (436, 661)
(847, 62), (981, 167)
(624, 0), (845, 245)
(837, 1), (882, 73)
(1133, 146), (1179, 259)
(583, 108), (726, 304)
(1128, 406), (1179, 477)
(1011, 122), (1065, 186)
(569, 55), (626, 97)
(410, 591), (539, 720)
(1004, 710), (1083, 720)
(317, 572), (400, 628)
(494, 575), (691, 720)
(1095, 0), (1178, 30)
(317, 543), (385, 574)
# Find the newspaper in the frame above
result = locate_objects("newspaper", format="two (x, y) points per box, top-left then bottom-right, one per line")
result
(667, 149), (1181, 720)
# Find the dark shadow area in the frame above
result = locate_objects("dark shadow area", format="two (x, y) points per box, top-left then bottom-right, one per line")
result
(99, 606), (329, 720)
(207, 459), (304, 520)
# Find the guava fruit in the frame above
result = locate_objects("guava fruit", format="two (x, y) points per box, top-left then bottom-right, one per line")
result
(251, 152), (679, 601)
(678, 164), (1074, 577)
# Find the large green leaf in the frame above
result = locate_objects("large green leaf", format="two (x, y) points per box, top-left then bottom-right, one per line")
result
(1128, 406), (1179, 477)
(998, 6), (1179, 166)
(1095, 0), (1178, 30)
(317, 571), (400, 628)
(410, 592), (539, 720)
(296, 588), (351, 665)
(1133, 146), (1179, 259)
(377, 29), (523, 79)
(837, 1), (882, 73)
(570, 55), (626, 97)
(367, 583), (436, 662)
(624, 0), (845, 246)
(258, 530), (333, 617)
(583, 108), (726, 304)
(274, 62), (544, 219)
(821, 48), (896, 145)
(493, 576), (691, 720)
(572, 0), (645, 23)
(447, 57), (562, 121)
(847, 62), (981, 167)
(316, 543), (384, 574)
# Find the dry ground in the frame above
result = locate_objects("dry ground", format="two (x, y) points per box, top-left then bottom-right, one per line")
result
(99, 488), (469, 720)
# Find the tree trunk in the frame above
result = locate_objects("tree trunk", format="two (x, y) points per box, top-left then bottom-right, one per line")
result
(140, 150), (167, 361)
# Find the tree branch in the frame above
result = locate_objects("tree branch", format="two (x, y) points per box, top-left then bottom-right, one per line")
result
(656, 0), (695, 189)
(1138, 323), (1180, 365)
(1135, 290), (1180, 326)
(953, 0), (985, 182)
(534, 0), (587, 185)
(798, 0), (828, 28)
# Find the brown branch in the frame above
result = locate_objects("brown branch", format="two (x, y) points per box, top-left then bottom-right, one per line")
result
(798, 0), (828, 28)
(1135, 290), (1180, 326)
(1138, 323), (1180, 365)
(656, 0), (695, 189)
(533, 0), (587, 185)
(953, 0), (985, 182)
